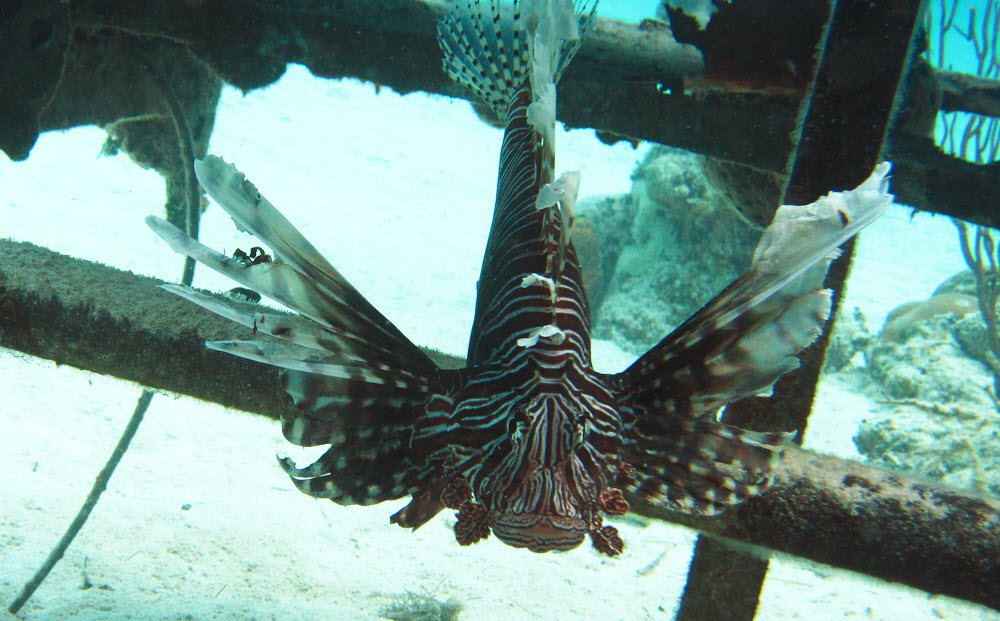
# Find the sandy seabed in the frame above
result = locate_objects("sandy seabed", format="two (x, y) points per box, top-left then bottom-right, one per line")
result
(1, 65), (996, 620)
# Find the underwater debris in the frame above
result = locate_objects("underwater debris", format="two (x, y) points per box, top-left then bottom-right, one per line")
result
(663, 0), (829, 93)
(7, 391), (154, 615)
(635, 547), (668, 577)
(378, 590), (463, 621)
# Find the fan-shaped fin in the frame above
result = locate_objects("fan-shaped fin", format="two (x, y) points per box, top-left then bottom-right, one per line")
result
(618, 163), (894, 416)
(622, 419), (790, 514)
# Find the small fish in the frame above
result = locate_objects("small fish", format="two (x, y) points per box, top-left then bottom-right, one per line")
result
(146, 0), (893, 556)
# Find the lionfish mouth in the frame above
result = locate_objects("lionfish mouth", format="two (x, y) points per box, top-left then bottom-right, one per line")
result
(491, 512), (588, 553)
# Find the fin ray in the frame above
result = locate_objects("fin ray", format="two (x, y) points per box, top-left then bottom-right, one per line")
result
(146, 158), (437, 373)
(622, 420), (790, 515)
(618, 163), (894, 414)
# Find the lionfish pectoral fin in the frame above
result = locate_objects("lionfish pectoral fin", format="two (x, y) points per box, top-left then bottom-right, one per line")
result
(277, 447), (413, 506)
(618, 163), (894, 415)
(148, 157), (451, 509)
(149, 155), (436, 372)
(160, 284), (388, 356)
(277, 370), (461, 507)
(622, 420), (792, 515)
(276, 363), (465, 508)
(613, 164), (893, 514)
(157, 284), (258, 331)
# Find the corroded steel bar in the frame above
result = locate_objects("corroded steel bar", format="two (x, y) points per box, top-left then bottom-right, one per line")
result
(634, 448), (1000, 613)
(678, 0), (926, 617)
(0, 238), (462, 419)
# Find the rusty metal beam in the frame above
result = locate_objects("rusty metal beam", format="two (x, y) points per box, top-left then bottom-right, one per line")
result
(634, 448), (1000, 613)
(0, 237), (463, 419)
(940, 69), (1000, 118)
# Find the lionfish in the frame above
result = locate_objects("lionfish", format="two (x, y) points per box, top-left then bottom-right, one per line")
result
(146, 0), (893, 556)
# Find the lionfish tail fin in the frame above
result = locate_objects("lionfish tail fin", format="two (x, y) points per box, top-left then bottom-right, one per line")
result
(623, 420), (791, 515)
(620, 163), (894, 412)
(438, 0), (597, 123)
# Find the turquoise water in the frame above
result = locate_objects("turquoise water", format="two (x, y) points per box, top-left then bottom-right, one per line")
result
(927, 0), (998, 162)
(927, 0), (993, 72)
(596, 0), (661, 22)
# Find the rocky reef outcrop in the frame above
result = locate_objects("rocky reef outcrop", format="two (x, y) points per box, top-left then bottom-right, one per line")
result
(838, 271), (1000, 496)
(575, 145), (759, 353)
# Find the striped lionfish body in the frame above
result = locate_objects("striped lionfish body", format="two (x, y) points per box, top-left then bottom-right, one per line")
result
(146, 0), (894, 556)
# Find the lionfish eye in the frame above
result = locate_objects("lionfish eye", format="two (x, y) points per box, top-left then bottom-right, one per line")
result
(508, 406), (529, 440)
(571, 412), (588, 448)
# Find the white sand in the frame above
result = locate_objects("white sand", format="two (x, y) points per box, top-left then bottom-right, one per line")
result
(1, 65), (996, 620)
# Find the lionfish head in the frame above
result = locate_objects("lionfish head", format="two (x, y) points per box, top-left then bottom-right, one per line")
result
(397, 374), (628, 556)
(469, 392), (625, 555)
(488, 469), (591, 553)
